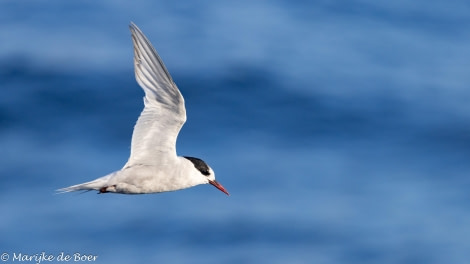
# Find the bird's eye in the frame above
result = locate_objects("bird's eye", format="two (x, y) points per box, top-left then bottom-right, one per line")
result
(184, 156), (211, 176)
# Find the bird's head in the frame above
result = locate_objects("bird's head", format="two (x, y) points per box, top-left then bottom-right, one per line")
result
(183, 156), (229, 195)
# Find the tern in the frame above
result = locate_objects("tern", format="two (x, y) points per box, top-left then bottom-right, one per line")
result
(58, 22), (229, 196)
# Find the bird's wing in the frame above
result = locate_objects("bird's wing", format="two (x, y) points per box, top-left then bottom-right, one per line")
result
(125, 22), (186, 167)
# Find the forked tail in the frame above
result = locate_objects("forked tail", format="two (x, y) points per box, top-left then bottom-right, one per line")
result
(56, 174), (113, 194)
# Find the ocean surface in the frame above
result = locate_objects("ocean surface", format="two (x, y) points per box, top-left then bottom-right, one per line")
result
(1, 1), (470, 263)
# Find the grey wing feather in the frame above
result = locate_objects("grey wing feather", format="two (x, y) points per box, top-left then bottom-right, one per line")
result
(125, 22), (186, 166)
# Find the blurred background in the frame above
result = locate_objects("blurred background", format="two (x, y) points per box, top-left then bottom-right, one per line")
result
(1, 0), (470, 263)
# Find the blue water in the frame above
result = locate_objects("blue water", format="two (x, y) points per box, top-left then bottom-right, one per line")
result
(2, 1), (470, 263)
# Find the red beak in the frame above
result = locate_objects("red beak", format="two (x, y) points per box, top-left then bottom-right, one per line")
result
(209, 180), (229, 196)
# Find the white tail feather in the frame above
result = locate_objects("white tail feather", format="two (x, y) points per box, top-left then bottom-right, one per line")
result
(56, 173), (114, 194)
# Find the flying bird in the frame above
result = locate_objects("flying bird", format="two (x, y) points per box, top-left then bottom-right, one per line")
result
(58, 22), (229, 196)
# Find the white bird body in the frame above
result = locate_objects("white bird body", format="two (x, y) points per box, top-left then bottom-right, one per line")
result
(58, 22), (229, 196)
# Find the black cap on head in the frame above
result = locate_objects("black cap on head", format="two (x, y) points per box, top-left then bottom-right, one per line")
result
(183, 156), (210, 176)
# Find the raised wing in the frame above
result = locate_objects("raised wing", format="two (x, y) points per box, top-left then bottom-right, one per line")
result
(125, 22), (186, 166)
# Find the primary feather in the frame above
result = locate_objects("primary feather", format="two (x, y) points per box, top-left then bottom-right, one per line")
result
(125, 22), (186, 166)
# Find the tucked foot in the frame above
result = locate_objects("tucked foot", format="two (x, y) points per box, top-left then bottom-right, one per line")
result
(98, 185), (116, 194)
